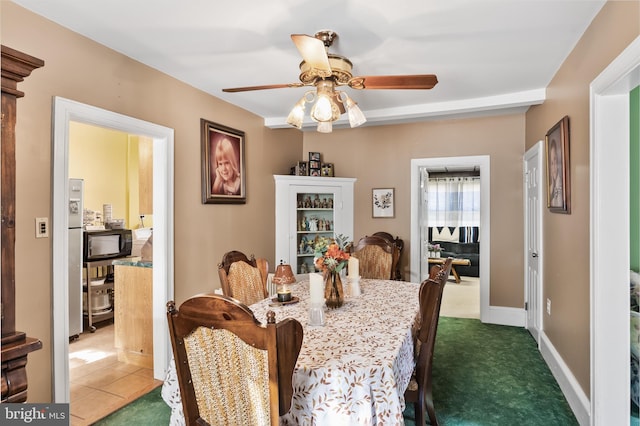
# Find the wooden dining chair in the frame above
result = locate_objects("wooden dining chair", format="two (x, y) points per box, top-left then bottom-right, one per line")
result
(349, 235), (398, 280)
(405, 257), (452, 426)
(372, 231), (404, 280)
(166, 294), (304, 426)
(218, 250), (269, 305)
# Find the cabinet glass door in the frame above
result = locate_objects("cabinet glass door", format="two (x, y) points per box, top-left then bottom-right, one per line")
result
(295, 191), (336, 274)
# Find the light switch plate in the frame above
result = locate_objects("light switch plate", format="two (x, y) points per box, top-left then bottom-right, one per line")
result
(36, 217), (49, 238)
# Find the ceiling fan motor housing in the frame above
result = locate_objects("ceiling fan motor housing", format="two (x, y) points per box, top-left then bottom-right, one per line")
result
(299, 54), (353, 85)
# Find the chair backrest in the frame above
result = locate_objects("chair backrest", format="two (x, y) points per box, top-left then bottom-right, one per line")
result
(414, 257), (452, 388)
(350, 235), (398, 280)
(218, 250), (269, 305)
(166, 294), (303, 426)
(372, 231), (404, 280)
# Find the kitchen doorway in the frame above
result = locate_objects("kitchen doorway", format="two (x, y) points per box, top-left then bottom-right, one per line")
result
(51, 97), (175, 402)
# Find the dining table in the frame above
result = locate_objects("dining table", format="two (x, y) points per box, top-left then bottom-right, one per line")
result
(161, 277), (421, 426)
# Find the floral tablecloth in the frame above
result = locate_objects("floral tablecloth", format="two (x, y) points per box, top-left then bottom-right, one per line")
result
(162, 278), (420, 426)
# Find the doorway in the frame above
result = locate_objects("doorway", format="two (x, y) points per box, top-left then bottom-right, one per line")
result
(590, 36), (640, 423)
(410, 155), (491, 322)
(51, 97), (175, 402)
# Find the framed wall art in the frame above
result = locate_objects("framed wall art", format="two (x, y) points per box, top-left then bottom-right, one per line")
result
(201, 118), (246, 204)
(545, 115), (570, 213)
(372, 188), (395, 218)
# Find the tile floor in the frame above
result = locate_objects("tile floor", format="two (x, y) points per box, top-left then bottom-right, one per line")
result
(69, 321), (162, 425)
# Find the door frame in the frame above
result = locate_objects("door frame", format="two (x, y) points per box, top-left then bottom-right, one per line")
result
(524, 141), (544, 343)
(410, 155), (493, 323)
(51, 97), (175, 402)
(590, 36), (640, 424)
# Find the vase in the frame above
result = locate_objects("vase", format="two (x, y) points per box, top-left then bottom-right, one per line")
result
(324, 270), (344, 309)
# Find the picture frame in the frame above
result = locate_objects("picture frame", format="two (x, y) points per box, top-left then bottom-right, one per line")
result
(308, 152), (321, 176)
(296, 161), (308, 176)
(321, 163), (334, 177)
(372, 188), (395, 218)
(545, 116), (571, 213)
(201, 118), (246, 204)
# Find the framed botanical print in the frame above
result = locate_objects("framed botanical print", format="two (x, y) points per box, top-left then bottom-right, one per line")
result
(372, 188), (395, 218)
(545, 116), (570, 213)
(201, 119), (246, 204)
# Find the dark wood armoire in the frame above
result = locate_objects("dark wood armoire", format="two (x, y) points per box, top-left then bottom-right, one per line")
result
(1, 45), (44, 403)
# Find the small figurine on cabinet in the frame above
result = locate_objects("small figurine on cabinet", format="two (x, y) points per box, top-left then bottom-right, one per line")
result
(313, 194), (321, 208)
(300, 263), (308, 274)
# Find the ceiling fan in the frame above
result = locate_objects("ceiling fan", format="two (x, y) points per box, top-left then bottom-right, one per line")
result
(222, 31), (438, 132)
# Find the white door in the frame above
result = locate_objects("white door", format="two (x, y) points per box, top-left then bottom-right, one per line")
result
(524, 142), (543, 342)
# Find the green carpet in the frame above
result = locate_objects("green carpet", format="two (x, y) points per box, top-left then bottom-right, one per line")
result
(93, 386), (170, 426)
(97, 317), (577, 425)
(403, 317), (578, 425)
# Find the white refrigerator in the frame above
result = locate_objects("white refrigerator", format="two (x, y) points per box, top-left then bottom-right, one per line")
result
(68, 178), (84, 339)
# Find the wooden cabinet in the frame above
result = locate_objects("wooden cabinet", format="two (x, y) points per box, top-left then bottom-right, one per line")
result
(114, 263), (153, 369)
(1, 46), (44, 403)
(274, 175), (356, 274)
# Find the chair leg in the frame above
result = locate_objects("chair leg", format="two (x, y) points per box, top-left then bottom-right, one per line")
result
(414, 401), (425, 426)
(425, 384), (438, 426)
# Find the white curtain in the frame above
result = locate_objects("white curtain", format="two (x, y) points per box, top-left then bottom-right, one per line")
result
(427, 177), (480, 227)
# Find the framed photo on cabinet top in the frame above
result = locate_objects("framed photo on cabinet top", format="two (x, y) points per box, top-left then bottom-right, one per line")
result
(545, 116), (570, 213)
(201, 119), (246, 204)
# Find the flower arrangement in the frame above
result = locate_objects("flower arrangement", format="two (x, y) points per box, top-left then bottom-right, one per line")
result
(314, 234), (350, 273)
(427, 243), (442, 252)
(427, 243), (442, 258)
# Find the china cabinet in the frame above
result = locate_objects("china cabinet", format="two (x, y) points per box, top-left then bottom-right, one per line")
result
(274, 175), (355, 274)
(1, 45), (44, 402)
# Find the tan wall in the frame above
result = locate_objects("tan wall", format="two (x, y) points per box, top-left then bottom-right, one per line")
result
(2, 2), (302, 402)
(525, 0), (640, 397)
(303, 114), (526, 307)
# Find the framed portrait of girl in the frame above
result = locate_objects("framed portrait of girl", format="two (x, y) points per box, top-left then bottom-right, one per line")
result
(201, 119), (246, 204)
(545, 116), (570, 213)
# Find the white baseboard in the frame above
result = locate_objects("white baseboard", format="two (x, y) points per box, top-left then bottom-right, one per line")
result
(539, 332), (591, 426)
(481, 305), (526, 327)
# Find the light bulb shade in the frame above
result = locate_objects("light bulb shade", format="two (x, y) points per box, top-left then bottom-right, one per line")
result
(273, 263), (296, 285)
(286, 100), (306, 129)
(345, 96), (367, 128)
(310, 80), (341, 122)
(317, 121), (333, 133)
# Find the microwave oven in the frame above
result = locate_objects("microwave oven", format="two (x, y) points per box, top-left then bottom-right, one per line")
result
(83, 229), (132, 261)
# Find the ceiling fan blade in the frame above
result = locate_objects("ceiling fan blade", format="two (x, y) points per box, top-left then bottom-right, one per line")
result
(291, 34), (332, 77)
(348, 74), (438, 90)
(222, 83), (304, 93)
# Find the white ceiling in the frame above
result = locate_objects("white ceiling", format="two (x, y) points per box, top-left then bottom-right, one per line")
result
(12, 0), (606, 130)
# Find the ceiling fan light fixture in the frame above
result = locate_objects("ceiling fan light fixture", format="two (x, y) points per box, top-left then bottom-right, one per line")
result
(310, 80), (340, 123)
(286, 97), (307, 129)
(317, 121), (332, 133)
(341, 93), (366, 128)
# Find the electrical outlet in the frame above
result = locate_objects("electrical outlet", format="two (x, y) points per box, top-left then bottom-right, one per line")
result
(546, 298), (551, 315)
(35, 217), (49, 238)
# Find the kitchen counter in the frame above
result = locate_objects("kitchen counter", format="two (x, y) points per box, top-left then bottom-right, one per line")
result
(112, 257), (152, 268)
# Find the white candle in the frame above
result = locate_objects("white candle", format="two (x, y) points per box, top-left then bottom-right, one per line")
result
(309, 273), (324, 304)
(348, 257), (359, 278)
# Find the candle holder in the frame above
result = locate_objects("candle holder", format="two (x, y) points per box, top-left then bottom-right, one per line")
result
(348, 275), (361, 297)
(273, 261), (296, 302)
(308, 302), (325, 326)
